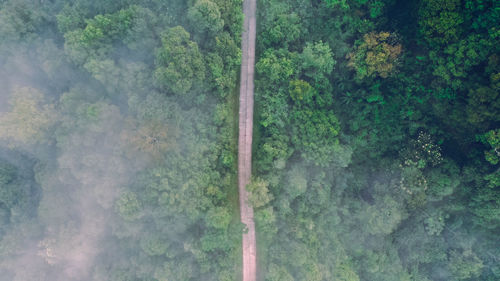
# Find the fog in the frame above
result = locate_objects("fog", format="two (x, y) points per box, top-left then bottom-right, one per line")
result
(0, 0), (243, 280)
(0, 41), (130, 281)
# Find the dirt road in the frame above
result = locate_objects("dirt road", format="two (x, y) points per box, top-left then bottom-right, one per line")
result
(238, 0), (257, 280)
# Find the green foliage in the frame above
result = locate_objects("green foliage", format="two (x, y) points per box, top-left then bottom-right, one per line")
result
(140, 233), (170, 256)
(0, 158), (39, 233)
(468, 86), (499, 129)
(424, 210), (448, 236)
(448, 250), (484, 280)
(56, 4), (87, 34)
(285, 164), (308, 200)
(324, 0), (349, 10)
(470, 187), (500, 229)
(362, 193), (407, 235)
(265, 263), (294, 281)
(419, 0), (464, 46)
(482, 129), (500, 165)
(261, 13), (301, 47)
(256, 49), (296, 84)
(290, 108), (340, 166)
(255, 206), (277, 238)
(0, 0), (47, 42)
(154, 26), (206, 95)
(289, 80), (315, 105)
(115, 192), (143, 221)
(188, 0), (224, 35)
(0, 164), (22, 225)
(247, 177), (274, 208)
(255, 132), (293, 172)
(300, 41), (335, 86)
(0, 87), (56, 146)
(207, 32), (241, 97)
(399, 165), (428, 207)
(121, 119), (173, 156)
(63, 6), (138, 64)
(426, 160), (460, 200)
(334, 263), (360, 281)
(324, 0), (387, 18)
(430, 34), (493, 90)
(205, 207), (231, 229)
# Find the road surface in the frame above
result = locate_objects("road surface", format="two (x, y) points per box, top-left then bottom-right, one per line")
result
(238, 0), (257, 280)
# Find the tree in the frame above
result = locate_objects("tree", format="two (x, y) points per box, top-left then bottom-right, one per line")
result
(0, 0), (46, 42)
(418, 0), (463, 46)
(261, 13), (301, 48)
(347, 32), (402, 80)
(478, 129), (500, 189)
(482, 129), (500, 165)
(265, 263), (294, 281)
(426, 160), (460, 201)
(361, 193), (407, 235)
(398, 165), (428, 208)
(63, 6), (138, 64)
(334, 263), (360, 281)
(447, 250), (484, 280)
(467, 85), (500, 130)
(324, 0), (386, 18)
(256, 49), (296, 84)
(290, 108), (340, 166)
(205, 207), (231, 229)
(154, 26), (206, 95)
(188, 0), (224, 35)
(300, 41), (335, 87)
(470, 187), (500, 230)
(140, 233), (170, 256)
(430, 34), (492, 90)
(206, 32), (241, 96)
(423, 210), (448, 236)
(115, 192), (143, 221)
(255, 207), (277, 239)
(395, 220), (447, 266)
(0, 87), (56, 146)
(56, 3), (88, 34)
(324, 0), (349, 10)
(285, 164), (308, 200)
(255, 133), (293, 173)
(289, 80), (315, 105)
(0, 160), (38, 225)
(247, 177), (274, 208)
(155, 261), (195, 281)
(121, 119), (174, 156)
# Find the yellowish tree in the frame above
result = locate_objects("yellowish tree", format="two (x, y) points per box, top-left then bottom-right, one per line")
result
(348, 32), (402, 80)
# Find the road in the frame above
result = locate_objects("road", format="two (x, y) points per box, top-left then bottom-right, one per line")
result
(238, 0), (257, 280)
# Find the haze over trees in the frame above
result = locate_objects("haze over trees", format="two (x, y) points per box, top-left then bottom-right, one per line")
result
(0, 0), (498, 281)
(0, 0), (242, 280)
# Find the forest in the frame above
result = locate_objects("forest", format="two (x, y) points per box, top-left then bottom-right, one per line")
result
(0, 0), (498, 281)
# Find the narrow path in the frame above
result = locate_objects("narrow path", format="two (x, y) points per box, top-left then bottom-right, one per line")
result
(238, 0), (257, 280)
